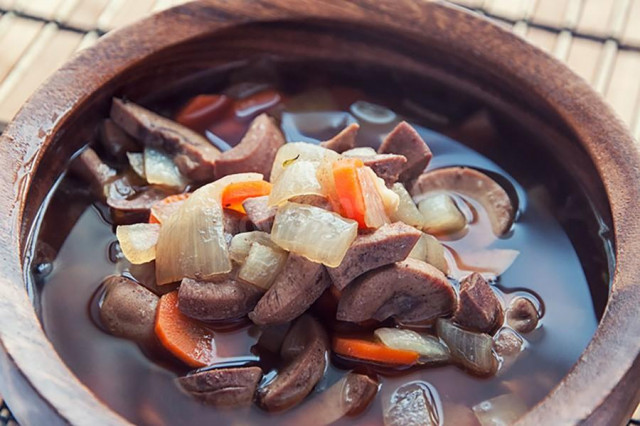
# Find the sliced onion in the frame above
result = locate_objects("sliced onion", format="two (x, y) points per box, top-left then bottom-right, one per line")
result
(436, 319), (496, 376)
(155, 183), (232, 284)
(269, 160), (324, 207)
(472, 393), (527, 426)
(271, 202), (358, 267)
(144, 147), (188, 189)
(315, 157), (342, 212)
(383, 381), (441, 426)
(116, 223), (160, 265)
(369, 168), (399, 217)
(343, 147), (377, 157)
(126, 152), (146, 179)
(229, 231), (275, 264)
(391, 183), (424, 229)
(408, 233), (448, 274)
(375, 328), (449, 364)
(418, 192), (467, 235)
(238, 242), (288, 290)
(350, 101), (396, 124)
(271, 142), (340, 182)
(457, 249), (519, 276)
(357, 167), (389, 229)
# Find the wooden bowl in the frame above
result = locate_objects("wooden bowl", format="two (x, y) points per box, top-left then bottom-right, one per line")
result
(1, 1), (639, 424)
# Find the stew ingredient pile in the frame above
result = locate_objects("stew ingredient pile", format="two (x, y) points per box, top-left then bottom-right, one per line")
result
(70, 92), (542, 426)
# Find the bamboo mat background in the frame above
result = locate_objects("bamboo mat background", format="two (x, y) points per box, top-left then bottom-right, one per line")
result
(0, 0), (639, 424)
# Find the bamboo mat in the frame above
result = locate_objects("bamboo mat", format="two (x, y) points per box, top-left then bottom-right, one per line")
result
(0, 0), (639, 424)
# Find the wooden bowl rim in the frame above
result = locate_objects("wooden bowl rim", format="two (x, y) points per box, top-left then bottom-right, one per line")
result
(0, 0), (639, 424)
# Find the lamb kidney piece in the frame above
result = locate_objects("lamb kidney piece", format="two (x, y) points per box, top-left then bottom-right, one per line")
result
(178, 277), (264, 322)
(337, 258), (456, 323)
(256, 315), (329, 411)
(99, 275), (158, 344)
(178, 366), (263, 407)
(249, 254), (331, 326)
(453, 272), (504, 334)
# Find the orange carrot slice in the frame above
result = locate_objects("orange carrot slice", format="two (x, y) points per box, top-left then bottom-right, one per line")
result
(332, 158), (366, 227)
(175, 94), (231, 130)
(149, 193), (191, 224)
(221, 180), (272, 213)
(155, 291), (215, 367)
(333, 336), (419, 366)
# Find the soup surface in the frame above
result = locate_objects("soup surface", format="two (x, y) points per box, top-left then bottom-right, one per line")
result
(28, 67), (611, 426)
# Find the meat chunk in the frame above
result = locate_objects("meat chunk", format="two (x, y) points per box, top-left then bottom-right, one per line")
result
(378, 121), (432, 183)
(286, 372), (379, 424)
(242, 196), (277, 232)
(215, 113), (285, 180)
(249, 254), (331, 325)
(69, 147), (117, 199)
(410, 167), (515, 236)
(178, 366), (262, 407)
(257, 315), (329, 411)
(289, 194), (333, 211)
(328, 222), (422, 290)
(98, 119), (139, 160)
(99, 275), (159, 344)
(506, 297), (539, 333)
(223, 208), (249, 236)
(362, 154), (408, 185)
(337, 258), (455, 323)
(107, 186), (172, 224)
(320, 123), (359, 153)
(453, 273), (503, 333)
(178, 277), (264, 321)
(342, 373), (379, 415)
(110, 98), (219, 181)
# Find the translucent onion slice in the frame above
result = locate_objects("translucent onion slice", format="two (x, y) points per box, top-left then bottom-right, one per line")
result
(271, 142), (340, 182)
(408, 233), (449, 274)
(369, 168), (399, 217)
(155, 184), (232, 285)
(343, 147), (377, 157)
(116, 223), (160, 264)
(268, 160), (324, 207)
(238, 242), (288, 290)
(375, 328), (449, 364)
(126, 152), (146, 179)
(350, 101), (396, 124)
(383, 381), (441, 426)
(229, 231), (275, 264)
(418, 192), (467, 235)
(436, 319), (496, 376)
(357, 167), (389, 229)
(472, 393), (528, 426)
(271, 202), (358, 267)
(391, 183), (424, 229)
(144, 147), (188, 189)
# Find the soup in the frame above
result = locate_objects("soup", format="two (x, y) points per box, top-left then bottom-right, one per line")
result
(27, 64), (612, 426)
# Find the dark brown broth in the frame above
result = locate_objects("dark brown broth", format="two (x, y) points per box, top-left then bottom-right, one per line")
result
(30, 78), (608, 425)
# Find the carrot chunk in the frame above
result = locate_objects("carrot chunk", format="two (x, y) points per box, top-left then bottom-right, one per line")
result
(332, 158), (366, 227)
(221, 180), (272, 213)
(154, 291), (215, 367)
(333, 336), (419, 366)
(175, 94), (231, 130)
(149, 193), (190, 224)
